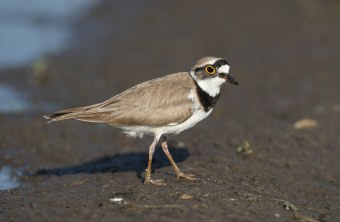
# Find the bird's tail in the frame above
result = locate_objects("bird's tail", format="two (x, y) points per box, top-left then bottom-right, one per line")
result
(44, 104), (112, 124)
(44, 106), (87, 123)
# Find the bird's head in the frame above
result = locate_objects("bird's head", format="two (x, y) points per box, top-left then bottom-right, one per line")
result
(190, 57), (238, 97)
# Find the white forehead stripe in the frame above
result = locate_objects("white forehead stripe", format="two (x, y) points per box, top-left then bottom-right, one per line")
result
(218, 64), (230, 74)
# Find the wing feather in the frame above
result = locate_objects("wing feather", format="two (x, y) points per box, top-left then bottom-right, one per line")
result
(45, 72), (197, 126)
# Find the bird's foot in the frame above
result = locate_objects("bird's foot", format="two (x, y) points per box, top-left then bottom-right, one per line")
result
(176, 172), (197, 181)
(144, 178), (167, 186)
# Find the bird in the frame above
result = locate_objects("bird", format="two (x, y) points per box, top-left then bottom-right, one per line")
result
(44, 56), (239, 185)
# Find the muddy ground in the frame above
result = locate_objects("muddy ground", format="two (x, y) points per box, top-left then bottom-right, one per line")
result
(0, 1), (339, 221)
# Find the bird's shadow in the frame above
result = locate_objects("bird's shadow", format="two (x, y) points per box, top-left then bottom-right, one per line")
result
(34, 146), (189, 179)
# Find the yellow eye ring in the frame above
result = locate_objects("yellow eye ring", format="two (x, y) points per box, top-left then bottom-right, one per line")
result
(205, 65), (216, 75)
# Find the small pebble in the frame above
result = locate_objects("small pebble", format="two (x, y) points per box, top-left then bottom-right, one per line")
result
(237, 140), (253, 155)
(293, 118), (318, 130)
(110, 197), (123, 202)
(283, 201), (298, 211)
(179, 194), (193, 200)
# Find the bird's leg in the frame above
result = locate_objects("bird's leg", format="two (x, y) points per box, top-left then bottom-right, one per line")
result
(144, 134), (166, 185)
(161, 136), (197, 181)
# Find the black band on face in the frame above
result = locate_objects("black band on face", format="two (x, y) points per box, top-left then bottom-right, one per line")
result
(213, 59), (229, 68)
(194, 59), (229, 72)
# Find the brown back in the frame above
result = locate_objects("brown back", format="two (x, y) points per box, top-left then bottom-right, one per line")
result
(50, 72), (197, 126)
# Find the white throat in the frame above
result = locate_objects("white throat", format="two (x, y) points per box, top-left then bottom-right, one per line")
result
(190, 71), (225, 97)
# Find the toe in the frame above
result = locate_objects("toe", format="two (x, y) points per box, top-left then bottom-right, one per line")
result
(145, 178), (167, 186)
(178, 172), (198, 181)
(151, 179), (167, 186)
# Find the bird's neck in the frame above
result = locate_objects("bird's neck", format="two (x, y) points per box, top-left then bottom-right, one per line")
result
(193, 79), (221, 112)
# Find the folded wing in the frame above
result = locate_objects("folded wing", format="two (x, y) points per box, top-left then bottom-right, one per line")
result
(45, 72), (196, 127)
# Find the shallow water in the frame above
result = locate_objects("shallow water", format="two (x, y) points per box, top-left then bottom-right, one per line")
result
(0, 166), (21, 190)
(0, 84), (58, 114)
(0, 0), (97, 68)
(0, 84), (30, 113)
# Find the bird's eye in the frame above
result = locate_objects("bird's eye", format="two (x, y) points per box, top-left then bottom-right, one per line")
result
(205, 65), (216, 75)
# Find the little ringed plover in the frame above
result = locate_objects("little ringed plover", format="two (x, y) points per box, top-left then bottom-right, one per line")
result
(44, 56), (239, 185)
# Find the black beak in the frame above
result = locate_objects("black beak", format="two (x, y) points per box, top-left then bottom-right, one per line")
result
(226, 74), (239, 85)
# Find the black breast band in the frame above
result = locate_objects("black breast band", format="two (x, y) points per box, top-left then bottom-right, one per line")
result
(194, 81), (220, 112)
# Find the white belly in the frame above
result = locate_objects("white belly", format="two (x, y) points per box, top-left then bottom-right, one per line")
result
(122, 109), (213, 138)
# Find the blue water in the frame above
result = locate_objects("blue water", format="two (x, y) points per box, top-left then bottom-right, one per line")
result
(0, 166), (21, 190)
(0, 84), (57, 113)
(0, 0), (97, 68)
(0, 0), (99, 190)
(0, 84), (31, 113)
